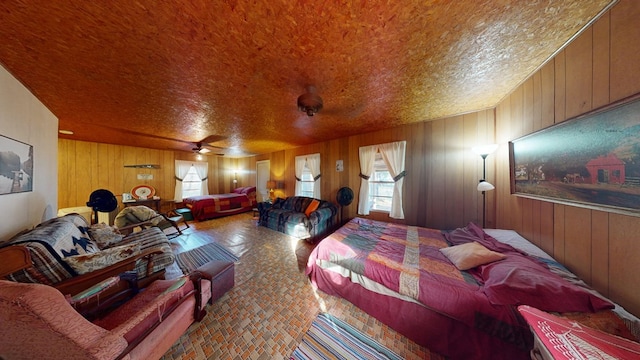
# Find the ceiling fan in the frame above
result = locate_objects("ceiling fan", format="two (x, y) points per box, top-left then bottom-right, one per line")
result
(297, 86), (323, 116)
(191, 135), (226, 156)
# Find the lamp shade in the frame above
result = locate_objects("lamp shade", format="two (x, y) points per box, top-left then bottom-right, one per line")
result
(471, 144), (499, 157)
(266, 180), (276, 189)
(477, 181), (495, 192)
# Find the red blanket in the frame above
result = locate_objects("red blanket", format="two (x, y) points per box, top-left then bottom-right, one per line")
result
(184, 193), (253, 221)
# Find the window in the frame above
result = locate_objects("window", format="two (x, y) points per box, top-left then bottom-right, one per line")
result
(295, 153), (321, 198)
(299, 164), (315, 197)
(368, 152), (394, 211)
(181, 166), (203, 199)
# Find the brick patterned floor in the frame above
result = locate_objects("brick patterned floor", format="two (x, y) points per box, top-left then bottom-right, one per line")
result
(160, 213), (443, 360)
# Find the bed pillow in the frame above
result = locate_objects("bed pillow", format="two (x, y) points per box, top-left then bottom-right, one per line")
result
(304, 199), (321, 217)
(481, 255), (613, 312)
(440, 241), (506, 270)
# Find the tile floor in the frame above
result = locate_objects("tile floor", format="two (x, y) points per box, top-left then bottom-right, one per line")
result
(160, 213), (443, 360)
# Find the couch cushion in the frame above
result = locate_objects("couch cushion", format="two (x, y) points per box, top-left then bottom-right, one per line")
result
(64, 242), (141, 275)
(125, 227), (176, 278)
(88, 223), (124, 249)
(93, 277), (194, 343)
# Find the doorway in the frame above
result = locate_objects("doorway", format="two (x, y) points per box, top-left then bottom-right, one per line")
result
(256, 160), (270, 202)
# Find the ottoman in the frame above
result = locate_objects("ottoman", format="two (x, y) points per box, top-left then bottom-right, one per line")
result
(195, 260), (235, 302)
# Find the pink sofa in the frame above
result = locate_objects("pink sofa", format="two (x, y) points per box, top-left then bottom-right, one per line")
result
(0, 270), (213, 360)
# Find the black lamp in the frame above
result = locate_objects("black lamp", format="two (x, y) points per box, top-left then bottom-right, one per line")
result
(472, 144), (498, 228)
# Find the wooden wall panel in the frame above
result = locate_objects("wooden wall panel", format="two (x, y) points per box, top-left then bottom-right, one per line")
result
(540, 61), (556, 129)
(563, 206), (592, 283)
(565, 27), (593, 119)
(592, 12), (610, 109)
(610, 0), (640, 101)
(554, 50), (567, 123)
(495, 0), (640, 316)
(609, 214), (640, 316)
(590, 210), (609, 297)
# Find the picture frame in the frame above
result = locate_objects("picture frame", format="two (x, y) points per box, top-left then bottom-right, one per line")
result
(510, 92), (640, 216)
(0, 135), (33, 195)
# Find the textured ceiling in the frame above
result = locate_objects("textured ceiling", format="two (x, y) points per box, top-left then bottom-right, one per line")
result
(0, 1), (615, 156)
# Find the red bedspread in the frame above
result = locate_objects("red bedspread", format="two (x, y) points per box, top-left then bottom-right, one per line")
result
(183, 187), (256, 221)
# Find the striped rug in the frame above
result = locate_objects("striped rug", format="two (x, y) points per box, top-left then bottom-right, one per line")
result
(175, 242), (239, 274)
(290, 313), (403, 360)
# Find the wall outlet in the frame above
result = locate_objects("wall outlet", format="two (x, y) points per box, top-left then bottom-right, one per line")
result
(336, 160), (344, 172)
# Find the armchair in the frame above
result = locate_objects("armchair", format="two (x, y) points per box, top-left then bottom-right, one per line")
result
(0, 270), (212, 360)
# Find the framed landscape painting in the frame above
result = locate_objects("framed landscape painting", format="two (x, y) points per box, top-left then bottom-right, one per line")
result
(510, 93), (640, 215)
(0, 135), (33, 195)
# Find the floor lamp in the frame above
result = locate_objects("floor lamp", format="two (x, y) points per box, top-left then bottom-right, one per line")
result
(472, 144), (498, 228)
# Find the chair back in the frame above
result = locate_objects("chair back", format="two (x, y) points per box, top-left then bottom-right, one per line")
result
(0, 280), (128, 359)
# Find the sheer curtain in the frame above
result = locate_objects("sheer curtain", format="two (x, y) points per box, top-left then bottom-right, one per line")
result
(174, 160), (193, 202)
(294, 155), (306, 196)
(379, 141), (406, 219)
(357, 145), (376, 215)
(193, 161), (209, 196)
(307, 153), (321, 198)
(294, 153), (321, 198)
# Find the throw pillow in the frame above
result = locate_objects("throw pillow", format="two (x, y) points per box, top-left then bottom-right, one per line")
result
(440, 241), (506, 270)
(87, 223), (124, 249)
(304, 199), (321, 217)
(64, 243), (140, 275)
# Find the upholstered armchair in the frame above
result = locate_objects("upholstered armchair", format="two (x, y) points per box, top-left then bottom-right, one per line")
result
(0, 271), (212, 360)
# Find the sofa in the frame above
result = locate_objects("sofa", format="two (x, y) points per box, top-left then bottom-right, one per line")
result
(257, 196), (338, 242)
(0, 213), (175, 296)
(0, 266), (214, 360)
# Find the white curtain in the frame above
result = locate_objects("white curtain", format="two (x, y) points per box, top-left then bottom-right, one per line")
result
(294, 155), (306, 196)
(379, 141), (406, 219)
(193, 161), (209, 196)
(357, 145), (376, 215)
(294, 153), (321, 198)
(307, 153), (321, 199)
(174, 160), (193, 202)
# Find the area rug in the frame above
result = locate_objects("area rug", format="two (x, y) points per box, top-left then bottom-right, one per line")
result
(290, 313), (403, 360)
(175, 242), (239, 274)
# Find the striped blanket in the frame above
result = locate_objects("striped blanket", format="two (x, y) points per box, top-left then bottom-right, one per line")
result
(290, 313), (402, 360)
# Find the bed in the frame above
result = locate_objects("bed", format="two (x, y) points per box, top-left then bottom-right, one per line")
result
(306, 217), (640, 360)
(183, 186), (256, 221)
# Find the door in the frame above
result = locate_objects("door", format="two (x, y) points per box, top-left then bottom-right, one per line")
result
(256, 160), (270, 202)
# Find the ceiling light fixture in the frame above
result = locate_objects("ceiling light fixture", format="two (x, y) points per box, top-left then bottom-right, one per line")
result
(58, 130), (74, 135)
(297, 86), (323, 116)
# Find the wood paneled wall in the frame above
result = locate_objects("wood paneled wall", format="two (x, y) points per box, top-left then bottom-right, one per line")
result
(243, 109), (495, 230)
(58, 140), (240, 213)
(495, 0), (640, 316)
